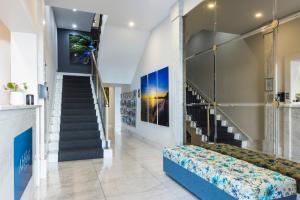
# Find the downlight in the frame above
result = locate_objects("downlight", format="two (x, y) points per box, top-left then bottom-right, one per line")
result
(129, 21), (135, 27)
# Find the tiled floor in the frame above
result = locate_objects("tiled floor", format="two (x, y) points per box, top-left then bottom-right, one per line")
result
(34, 132), (197, 200)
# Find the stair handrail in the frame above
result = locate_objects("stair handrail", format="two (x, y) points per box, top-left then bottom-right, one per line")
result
(91, 51), (110, 149)
(91, 52), (109, 105)
(186, 79), (253, 143)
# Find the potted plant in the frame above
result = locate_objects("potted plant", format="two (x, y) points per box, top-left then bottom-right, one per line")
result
(4, 82), (28, 105)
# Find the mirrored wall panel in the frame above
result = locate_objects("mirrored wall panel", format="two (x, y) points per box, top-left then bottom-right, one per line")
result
(184, 0), (300, 163)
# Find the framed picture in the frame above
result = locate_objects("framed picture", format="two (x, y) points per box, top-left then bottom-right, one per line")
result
(69, 34), (96, 65)
(148, 71), (158, 124)
(265, 78), (273, 92)
(157, 67), (169, 126)
(140, 67), (169, 127)
(141, 75), (148, 122)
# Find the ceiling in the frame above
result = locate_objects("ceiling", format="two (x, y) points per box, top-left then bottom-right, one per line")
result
(185, 0), (300, 43)
(46, 0), (177, 30)
(46, 0), (177, 84)
(52, 7), (95, 32)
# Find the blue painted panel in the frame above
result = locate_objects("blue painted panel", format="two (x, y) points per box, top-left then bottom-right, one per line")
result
(14, 128), (32, 200)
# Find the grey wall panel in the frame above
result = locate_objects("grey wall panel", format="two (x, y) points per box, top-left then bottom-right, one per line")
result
(216, 33), (265, 103)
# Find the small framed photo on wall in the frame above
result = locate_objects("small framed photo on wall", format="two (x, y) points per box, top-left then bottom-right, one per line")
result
(265, 78), (273, 92)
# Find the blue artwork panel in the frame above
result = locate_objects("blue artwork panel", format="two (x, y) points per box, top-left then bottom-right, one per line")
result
(148, 71), (158, 124)
(14, 128), (32, 200)
(141, 75), (148, 122)
(157, 67), (169, 126)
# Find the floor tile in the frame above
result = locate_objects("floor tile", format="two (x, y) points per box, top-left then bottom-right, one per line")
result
(33, 132), (197, 200)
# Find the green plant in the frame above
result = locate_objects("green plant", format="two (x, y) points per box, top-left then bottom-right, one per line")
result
(4, 82), (28, 92)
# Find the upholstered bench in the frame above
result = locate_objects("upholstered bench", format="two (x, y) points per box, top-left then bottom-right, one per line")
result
(198, 143), (300, 193)
(163, 145), (297, 200)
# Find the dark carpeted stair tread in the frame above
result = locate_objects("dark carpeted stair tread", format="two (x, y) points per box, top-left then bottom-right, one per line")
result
(62, 103), (95, 109)
(216, 138), (242, 147)
(62, 94), (93, 97)
(60, 130), (100, 141)
(59, 75), (103, 162)
(61, 116), (98, 123)
(62, 88), (92, 93)
(61, 109), (96, 116)
(60, 122), (99, 131)
(58, 148), (103, 162)
(59, 139), (102, 150)
(62, 98), (94, 103)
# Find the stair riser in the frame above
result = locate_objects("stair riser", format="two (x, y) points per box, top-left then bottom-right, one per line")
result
(61, 117), (98, 123)
(62, 94), (93, 98)
(61, 110), (96, 116)
(62, 88), (92, 93)
(63, 88), (92, 95)
(62, 98), (94, 103)
(59, 140), (101, 150)
(216, 139), (242, 147)
(63, 82), (91, 86)
(58, 150), (103, 162)
(63, 80), (90, 84)
(64, 78), (90, 81)
(62, 104), (95, 109)
(60, 133), (100, 141)
(63, 86), (91, 90)
(60, 123), (98, 131)
(63, 78), (90, 81)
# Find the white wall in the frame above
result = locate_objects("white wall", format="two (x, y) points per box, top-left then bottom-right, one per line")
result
(11, 32), (38, 99)
(122, 4), (184, 147)
(0, 20), (11, 105)
(0, 0), (36, 33)
(290, 61), (300, 101)
(99, 25), (149, 84)
(44, 6), (58, 146)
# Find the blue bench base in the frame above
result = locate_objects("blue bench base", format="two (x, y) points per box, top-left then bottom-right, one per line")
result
(163, 157), (297, 200)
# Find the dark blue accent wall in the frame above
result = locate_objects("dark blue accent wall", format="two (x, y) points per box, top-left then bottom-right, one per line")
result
(57, 28), (92, 74)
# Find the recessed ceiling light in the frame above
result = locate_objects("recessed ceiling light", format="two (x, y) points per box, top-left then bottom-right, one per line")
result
(72, 24), (77, 29)
(42, 19), (46, 26)
(255, 12), (263, 18)
(207, 2), (216, 9)
(129, 21), (135, 27)
(73, 8), (77, 12)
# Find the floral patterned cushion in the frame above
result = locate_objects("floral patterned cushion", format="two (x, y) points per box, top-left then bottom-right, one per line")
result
(198, 143), (300, 193)
(163, 145), (297, 200)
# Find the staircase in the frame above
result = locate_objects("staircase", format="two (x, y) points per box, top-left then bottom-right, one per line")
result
(186, 83), (247, 148)
(59, 75), (103, 161)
